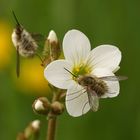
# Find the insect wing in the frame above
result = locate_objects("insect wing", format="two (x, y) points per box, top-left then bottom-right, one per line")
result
(99, 76), (128, 81)
(16, 46), (20, 77)
(87, 91), (99, 112)
(31, 33), (45, 42)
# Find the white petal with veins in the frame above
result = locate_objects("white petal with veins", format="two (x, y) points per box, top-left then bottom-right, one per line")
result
(87, 45), (121, 72)
(63, 30), (91, 66)
(44, 60), (75, 89)
(66, 84), (90, 117)
(104, 80), (120, 98)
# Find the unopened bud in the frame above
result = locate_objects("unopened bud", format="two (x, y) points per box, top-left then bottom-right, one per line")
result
(32, 97), (51, 115)
(17, 120), (41, 140)
(16, 133), (26, 140)
(51, 101), (64, 115)
(47, 30), (58, 44)
(24, 120), (41, 140)
(31, 120), (40, 131)
(48, 30), (60, 61)
(42, 30), (60, 66)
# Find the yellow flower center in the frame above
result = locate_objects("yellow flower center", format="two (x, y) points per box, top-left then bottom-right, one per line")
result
(72, 63), (91, 80)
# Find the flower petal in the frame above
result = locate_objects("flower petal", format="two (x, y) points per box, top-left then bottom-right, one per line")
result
(63, 29), (91, 66)
(44, 60), (75, 89)
(104, 80), (120, 98)
(87, 45), (121, 72)
(92, 67), (115, 77)
(91, 68), (120, 98)
(66, 84), (90, 117)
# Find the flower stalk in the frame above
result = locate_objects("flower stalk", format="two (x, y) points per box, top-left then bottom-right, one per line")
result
(13, 28), (126, 140)
(46, 116), (57, 140)
(46, 86), (64, 140)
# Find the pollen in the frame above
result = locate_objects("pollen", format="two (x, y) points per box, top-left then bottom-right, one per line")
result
(75, 68), (80, 72)
(72, 63), (91, 80)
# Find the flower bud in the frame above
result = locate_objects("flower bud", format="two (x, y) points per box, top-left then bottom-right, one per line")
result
(51, 101), (64, 115)
(24, 120), (41, 140)
(42, 30), (60, 66)
(47, 30), (58, 44)
(31, 120), (40, 131)
(32, 97), (51, 115)
(16, 120), (41, 140)
(16, 133), (26, 140)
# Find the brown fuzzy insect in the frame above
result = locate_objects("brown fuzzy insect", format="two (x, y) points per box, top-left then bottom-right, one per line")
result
(64, 68), (127, 112)
(11, 11), (41, 77)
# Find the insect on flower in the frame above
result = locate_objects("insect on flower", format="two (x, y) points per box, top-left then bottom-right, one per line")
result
(44, 29), (127, 117)
(11, 11), (43, 77)
(64, 68), (127, 112)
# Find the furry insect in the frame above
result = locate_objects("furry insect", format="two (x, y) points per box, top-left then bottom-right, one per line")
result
(11, 11), (42, 77)
(64, 68), (127, 112)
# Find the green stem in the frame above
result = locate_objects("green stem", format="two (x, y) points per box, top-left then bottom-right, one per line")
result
(46, 89), (62, 140)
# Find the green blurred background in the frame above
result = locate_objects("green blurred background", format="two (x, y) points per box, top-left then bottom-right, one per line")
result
(0, 0), (139, 139)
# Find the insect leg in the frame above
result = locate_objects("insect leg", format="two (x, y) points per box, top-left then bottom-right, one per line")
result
(66, 90), (87, 102)
(82, 101), (89, 115)
(67, 88), (85, 96)
(16, 45), (20, 77)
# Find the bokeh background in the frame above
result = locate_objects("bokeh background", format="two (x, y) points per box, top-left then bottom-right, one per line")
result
(0, 0), (139, 140)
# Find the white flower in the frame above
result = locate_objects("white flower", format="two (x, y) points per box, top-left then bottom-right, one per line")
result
(44, 29), (121, 117)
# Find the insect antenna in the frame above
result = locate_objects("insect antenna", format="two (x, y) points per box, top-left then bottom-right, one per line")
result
(64, 67), (77, 78)
(12, 10), (20, 26)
